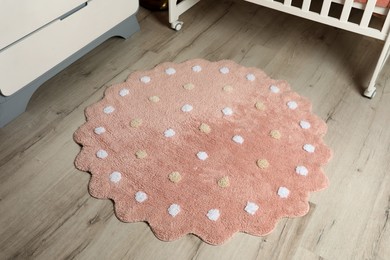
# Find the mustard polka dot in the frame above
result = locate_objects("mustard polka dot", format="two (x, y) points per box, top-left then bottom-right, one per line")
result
(255, 101), (265, 111)
(257, 159), (269, 169)
(136, 150), (147, 159)
(223, 85), (233, 93)
(149, 96), (160, 103)
(169, 171), (182, 183)
(218, 176), (230, 188)
(130, 118), (143, 128)
(183, 83), (195, 90)
(270, 130), (281, 139)
(199, 123), (211, 134)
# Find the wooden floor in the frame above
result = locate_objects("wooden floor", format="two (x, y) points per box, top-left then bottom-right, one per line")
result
(1, 0), (390, 259)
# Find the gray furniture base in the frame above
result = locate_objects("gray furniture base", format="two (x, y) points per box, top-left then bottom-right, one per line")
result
(0, 14), (139, 128)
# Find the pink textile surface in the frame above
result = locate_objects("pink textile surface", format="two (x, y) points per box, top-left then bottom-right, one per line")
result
(355, 0), (390, 8)
(74, 59), (332, 245)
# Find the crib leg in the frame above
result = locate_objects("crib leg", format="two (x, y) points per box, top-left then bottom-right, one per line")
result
(169, 0), (183, 30)
(364, 35), (390, 98)
(168, 0), (201, 30)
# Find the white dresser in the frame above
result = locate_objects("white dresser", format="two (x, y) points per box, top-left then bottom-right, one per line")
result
(0, 0), (139, 127)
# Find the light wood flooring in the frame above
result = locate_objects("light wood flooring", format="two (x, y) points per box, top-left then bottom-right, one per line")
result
(1, 0), (389, 259)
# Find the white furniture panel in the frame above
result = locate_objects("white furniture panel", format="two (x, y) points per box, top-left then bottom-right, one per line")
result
(0, 0), (88, 50)
(0, 0), (138, 96)
(0, 0), (139, 127)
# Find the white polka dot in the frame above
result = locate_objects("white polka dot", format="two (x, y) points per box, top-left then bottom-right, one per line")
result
(109, 171), (121, 183)
(165, 68), (176, 75)
(278, 187), (290, 198)
(245, 202), (259, 215)
(287, 101), (298, 110)
(94, 127), (106, 135)
(303, 144), (315, 153)
(197, 151), (208, 161)
(192, 65), (202, 72)
(269, 85), (280, 93)
(220, 67), (229, 74)
(168, 204), (181, 217)
(300, 120), (311, 129)
(246, 74), (255, 81)
(296, 166), (309, 176)
(103, 106), (115, 114)
(140, 76), (151, 84)
(181, 104), (193, 112)
(96, 149), (108, 159)
(164, 129), (176, 138)
(232, 135), (244, 144)
(207, 209), (220, 221)
(222, 107), (233, 116)
(119, 88), (129, 97)
(135, 191), (148, 203)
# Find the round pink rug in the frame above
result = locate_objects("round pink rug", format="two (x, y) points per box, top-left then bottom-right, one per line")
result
(74, 59), (331, 245)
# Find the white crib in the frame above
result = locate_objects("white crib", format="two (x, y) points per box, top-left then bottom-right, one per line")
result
(168, 0), (390, 98)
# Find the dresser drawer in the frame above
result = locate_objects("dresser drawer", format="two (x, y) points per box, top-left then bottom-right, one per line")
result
(0, 0), (89, 50)
(0, 0), (137, 96)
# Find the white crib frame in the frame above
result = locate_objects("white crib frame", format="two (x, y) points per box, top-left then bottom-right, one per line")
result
(169, 0), (390, 98)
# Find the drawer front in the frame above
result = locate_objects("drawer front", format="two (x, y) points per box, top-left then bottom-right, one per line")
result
(0, 0), (138, 96)
(0, 0), (89, 50)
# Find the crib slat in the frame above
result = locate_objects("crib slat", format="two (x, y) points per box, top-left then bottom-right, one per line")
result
(340, 0), (354, 22)
(284, 0), (292, 6)
(320, 0), (332, 17)
(302, 0), (311, 11)
(381, 9), (390, 34)
(360, 0), (376, 28)
(245, 0), (387, 40)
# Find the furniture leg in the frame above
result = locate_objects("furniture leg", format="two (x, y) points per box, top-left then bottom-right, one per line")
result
(364, 34), (390, 98)
(169, 0), (201, 30)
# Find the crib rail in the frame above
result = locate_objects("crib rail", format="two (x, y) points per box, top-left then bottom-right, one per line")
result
(245, 0), (390, 40)
(168, 0), (390, 98)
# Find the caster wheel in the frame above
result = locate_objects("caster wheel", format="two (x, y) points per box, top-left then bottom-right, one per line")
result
(171, 21), (183, 31)
(363, 87), (377, 99)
